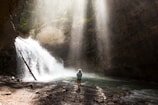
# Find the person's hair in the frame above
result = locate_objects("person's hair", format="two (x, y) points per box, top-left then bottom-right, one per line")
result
(78, 68), (82, 73)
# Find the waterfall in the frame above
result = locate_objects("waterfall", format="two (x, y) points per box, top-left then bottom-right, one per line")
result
(31, 0), (88, 67)
(15, 37), (76, 82)
(15, 0), (111, 80)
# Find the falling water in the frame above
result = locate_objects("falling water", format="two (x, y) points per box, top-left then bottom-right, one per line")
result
(15, 37), (76, 82)
(94, 0), (110, 67)
(14, 0), (106, 82)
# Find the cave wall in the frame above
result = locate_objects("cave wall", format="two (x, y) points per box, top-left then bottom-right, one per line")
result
(0, 0), (25, 75)
(39, 0), (158, 82)
(0, 0), (158, 81)
(107, 0), (158, 81)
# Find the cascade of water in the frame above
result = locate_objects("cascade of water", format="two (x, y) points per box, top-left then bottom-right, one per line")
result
(15, 37), (76, 82)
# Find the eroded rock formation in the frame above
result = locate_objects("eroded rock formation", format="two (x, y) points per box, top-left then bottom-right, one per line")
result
(0, 0), (25, 75)
(107, 0), (158, 81)
(0, 0), (158, 82)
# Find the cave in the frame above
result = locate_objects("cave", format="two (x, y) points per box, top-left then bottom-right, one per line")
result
(0, 0), (158, 105)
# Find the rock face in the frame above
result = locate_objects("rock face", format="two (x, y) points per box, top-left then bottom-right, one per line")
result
(0, 0), (25, 75)
(106, 0), (158, 81)
(0, 0), (158, 82)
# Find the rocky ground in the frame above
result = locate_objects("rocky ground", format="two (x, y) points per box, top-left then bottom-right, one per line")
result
(0, 76), (154, 105)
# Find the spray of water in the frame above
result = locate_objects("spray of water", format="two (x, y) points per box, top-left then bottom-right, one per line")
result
(15, 0), (112, 82)
(32, 0), (88, 63)
(32, 0), (73, 27)
(15, 37), (101, 82)
(31, 0), (73, 45)
(15, 37), (76, 82)
(30, 0), (111, 67)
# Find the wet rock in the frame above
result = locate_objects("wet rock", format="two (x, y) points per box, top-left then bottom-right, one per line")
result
(107, 99), (113, 102)
(11, 76), (15, 80)
(112, 97), (120, 103)
(35, 91), (40, 94)
(94, 98), (104, 103)
(119, 99), (125, 104)
(107, 102), (115, 105)
(17, 78), (22, 82)
(29, 84), (34, 89)
(46, 94), (53, 100)
(113, 92), (121, 98)
(2, 91), (12, 95)
(125, 91), (131, 96)
(61, 88), (67, 93)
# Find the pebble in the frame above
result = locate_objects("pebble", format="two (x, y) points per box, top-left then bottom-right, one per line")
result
(0, 77), (156, 105)
(35, 91), (40, 94)
(107, 102), (115, 105)
(61, 89), (67, 93)
(94, 98), (104, 103)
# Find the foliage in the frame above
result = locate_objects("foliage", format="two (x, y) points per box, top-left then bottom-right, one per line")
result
(17, 0), (33, 34)
(17, 16), (30, 33)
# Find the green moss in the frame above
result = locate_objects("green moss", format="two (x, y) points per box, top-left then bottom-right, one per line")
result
(16, 0), (33, 34)
(17, 16), (30, 33)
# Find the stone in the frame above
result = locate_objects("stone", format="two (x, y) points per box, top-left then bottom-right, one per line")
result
(2, 91), (12, 95)
(94, 98), (104, 103)
(35, 91), (40, 94)
(107, 102), (115, 105)
(113, 92), (121, 98)
(61, 89), (67, 93)
(11, 76), (15, 80)
(17, 78), (22, 82)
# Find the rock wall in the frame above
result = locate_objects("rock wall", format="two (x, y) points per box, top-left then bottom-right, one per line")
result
(0, 0), (158, 81)
(0, 0), (25, 75)
(107, 0), (158, 81)
(41, 0), (158, 82)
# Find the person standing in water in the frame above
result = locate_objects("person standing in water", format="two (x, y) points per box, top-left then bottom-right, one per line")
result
(76, 68), (82, 91)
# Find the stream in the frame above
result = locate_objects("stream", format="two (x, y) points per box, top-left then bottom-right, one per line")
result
(64, 76), (158, 105)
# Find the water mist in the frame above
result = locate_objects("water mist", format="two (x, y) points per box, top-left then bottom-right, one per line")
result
(68, 0), (88, 66)
(31, 0), (73, 45)
(14, 0), (111, 82)
(94, 0), (111, 68)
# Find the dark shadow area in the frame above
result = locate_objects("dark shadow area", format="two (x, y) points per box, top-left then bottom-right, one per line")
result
(34, 82), (77, 105)
(81, 0), (99, 71)
(83, 86), (98, 105)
